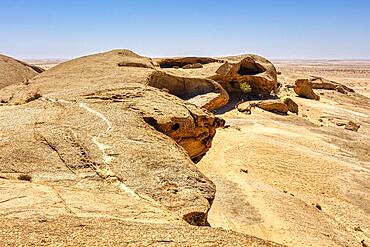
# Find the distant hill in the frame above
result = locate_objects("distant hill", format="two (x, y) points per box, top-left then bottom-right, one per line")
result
(0, 54), (44, 89)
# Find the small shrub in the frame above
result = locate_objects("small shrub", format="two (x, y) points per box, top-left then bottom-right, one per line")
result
(239, 81), (252, 94)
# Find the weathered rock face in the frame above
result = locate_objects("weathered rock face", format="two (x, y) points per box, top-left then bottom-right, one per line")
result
(210, 55), (278, 96)
(294, 79), (320, 100)
(0, 54), (43, 89)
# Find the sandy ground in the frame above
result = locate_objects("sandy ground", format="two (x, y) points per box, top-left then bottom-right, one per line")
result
(198, 61), (370, 247)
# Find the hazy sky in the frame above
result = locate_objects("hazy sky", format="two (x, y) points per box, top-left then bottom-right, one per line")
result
(1, 0), (370, 59)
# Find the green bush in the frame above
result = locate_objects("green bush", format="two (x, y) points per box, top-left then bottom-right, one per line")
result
(239, 81), (252, 94)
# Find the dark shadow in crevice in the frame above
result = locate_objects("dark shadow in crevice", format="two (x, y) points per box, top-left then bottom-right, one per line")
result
(237, 59), (266, 76)
(143, 116), (160, 131)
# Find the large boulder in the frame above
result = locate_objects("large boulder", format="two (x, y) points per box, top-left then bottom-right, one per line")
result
(0, 54), (44, 89)
(294, 79), (320, 100)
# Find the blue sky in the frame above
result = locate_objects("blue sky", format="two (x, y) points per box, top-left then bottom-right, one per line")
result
(1, 0), (370, 59)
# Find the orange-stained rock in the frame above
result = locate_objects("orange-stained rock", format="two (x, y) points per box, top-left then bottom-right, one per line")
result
(256, 99), (289, 114)
(294, 79), (320, 100)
